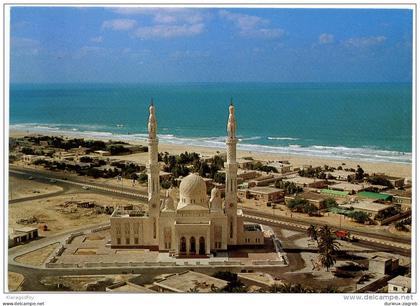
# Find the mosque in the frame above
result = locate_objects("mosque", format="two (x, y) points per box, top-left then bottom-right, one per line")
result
(110, 102), (264, 257)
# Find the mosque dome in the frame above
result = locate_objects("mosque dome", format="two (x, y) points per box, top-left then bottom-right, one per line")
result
(177, 173), (208, 210)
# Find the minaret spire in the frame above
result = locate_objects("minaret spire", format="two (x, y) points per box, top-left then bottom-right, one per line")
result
(225, 101), (238, 245)
(146, 101), (160, 236)
(148, 101), (157, 139)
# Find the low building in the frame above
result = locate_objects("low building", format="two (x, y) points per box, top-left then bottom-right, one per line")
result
(248, 175), (280, 187)
(341, 201), (395, 219)
(266, 162), (292, 174)
(152, 271), (228, 293)
(357, 191), (392, 202)
(283, 176), (327, 189)
(328, 181), (365, 193)
(22, 154), (43, 163)
(388, 276), (411, 293)
(9, 227), (39, 247)
(285, 191), (330, 209)
(384, 176), (405, 188)
(320, 189), (349, 198)
(94, 150), (111, 156)
(237, 169), (260, 181)
(383, 189), (412, 211)
(325, 170), (356, 181)
(238, 272), (280, 290)
(369, 255), (399, 275)
(238, 186), (284, 204)
(237, 159), (255, 170)
(106, 281), (156, 293)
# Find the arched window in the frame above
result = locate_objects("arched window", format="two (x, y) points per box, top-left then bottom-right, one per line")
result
(190, 237), (196, 255)
(199, 237), (205, 255)
(180, 237), (187, 254)
(230, 218), (233, 239)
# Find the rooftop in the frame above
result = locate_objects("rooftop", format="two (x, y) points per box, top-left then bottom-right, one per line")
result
(284, 176), (323, 184)
(111, 209), (148, 218)
(153, 271), (228, 293)
(297, 191), (330, 201)
(320, 189), (349, 197)
(383, 189), (412, 198)
(388, 276), (411, 289)
(249, 186), (283, 194)
(328, 182), (365, 192)
(357, 191), (392, 201)
(107, 282), (156, 293)
(340, 201), (393, 212)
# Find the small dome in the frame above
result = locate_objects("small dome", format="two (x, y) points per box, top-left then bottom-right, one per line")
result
(178, 173), (208, 210)
(210, 187), (222, 212)
(162, 190), (175, 211)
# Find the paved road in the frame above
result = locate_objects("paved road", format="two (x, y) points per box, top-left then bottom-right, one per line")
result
(9, 168), (148, 203)
(242, 207), (411, 244)
(244, 216), (411, 256)
(9, 172), (72, 204)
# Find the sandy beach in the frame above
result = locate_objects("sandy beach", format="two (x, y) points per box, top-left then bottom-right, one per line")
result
(9, 129), (412, 179)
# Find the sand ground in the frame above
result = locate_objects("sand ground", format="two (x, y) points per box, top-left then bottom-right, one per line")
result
(8, 176), (142, 237)
(8, 272), (24, 291)
(9, 175), (63, 201)
(15, 243), (60, 266)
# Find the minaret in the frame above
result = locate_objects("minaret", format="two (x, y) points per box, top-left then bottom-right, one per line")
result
(225, 100), (238, 245)
(147, 100), (160, 224)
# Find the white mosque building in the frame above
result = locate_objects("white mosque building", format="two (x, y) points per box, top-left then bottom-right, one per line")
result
(110, 102), (264, 257)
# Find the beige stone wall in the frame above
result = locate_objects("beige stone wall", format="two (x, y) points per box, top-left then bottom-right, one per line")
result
(110, 216), (156, 247)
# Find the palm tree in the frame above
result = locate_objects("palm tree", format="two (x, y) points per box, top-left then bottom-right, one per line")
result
(317, 225), (340, 271)
(306, 225), (318, 242)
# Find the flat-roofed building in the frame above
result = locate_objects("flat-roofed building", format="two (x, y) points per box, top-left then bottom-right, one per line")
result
(237, 159), (255, 170)
(8, 227), (39, 247)
(22, 154), (44, 163)
(266, 162), (292, 174)
(369, 255), (399, 275)
(285, 191), (330, 209)
(239, 186), (284, 204)
(320, 189), (349, 197)
(325, 170), (356, 181)
(388, 276), (411, 293)
(384, 176), (405, 188)
(152, 271), (228, 293)
(106, 281), (156, 293)
(328, 182), (366, 193)
(237, 169), (260, 181)
(341, 201), (395, 219)
(357, 191), (392, 202)
(94, 150), (111, 156)
(248, 174), (280, 187)
(383, 189), (412, 211)
(283, 176), (327, 189)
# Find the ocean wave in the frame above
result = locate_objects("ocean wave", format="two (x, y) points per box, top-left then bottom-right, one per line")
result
(267, 136), (299, 141)
(9, 123), (411, 164)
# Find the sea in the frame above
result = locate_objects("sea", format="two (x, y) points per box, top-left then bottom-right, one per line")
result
(9, 82), (412, 164)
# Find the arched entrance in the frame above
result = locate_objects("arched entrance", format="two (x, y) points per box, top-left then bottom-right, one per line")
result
(180, 237), (186, 254)
(199, 237), (206, 255)
(190, 237), (196, 255)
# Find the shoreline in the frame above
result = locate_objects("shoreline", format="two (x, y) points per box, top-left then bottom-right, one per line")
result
(9, 129), (412, 178)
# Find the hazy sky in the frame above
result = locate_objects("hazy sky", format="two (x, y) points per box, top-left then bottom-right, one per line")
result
(10, 7), (413, 83)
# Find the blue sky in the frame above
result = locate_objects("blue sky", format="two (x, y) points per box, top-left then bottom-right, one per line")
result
(10, 7), (413, 83)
